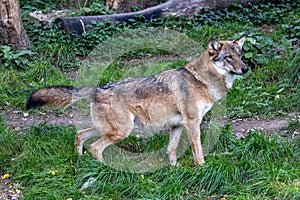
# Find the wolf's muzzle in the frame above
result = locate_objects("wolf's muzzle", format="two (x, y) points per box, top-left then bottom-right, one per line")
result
(241, 66), (249, 74)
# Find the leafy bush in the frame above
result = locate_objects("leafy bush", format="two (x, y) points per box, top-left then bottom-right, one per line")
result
(76, 2), (115, 16)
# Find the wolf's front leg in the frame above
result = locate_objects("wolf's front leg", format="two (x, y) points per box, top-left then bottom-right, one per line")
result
(186, 122), (205, 165)
(167, 126), (183, 166)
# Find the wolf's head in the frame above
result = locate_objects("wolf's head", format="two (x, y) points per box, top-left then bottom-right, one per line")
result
(208, 35), (248, 76)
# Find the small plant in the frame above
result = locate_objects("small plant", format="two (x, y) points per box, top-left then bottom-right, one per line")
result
(0, 46), (34, 69)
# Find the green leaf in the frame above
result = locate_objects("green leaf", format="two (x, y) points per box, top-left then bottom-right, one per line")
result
(13, 50), (35, 59)
(244, 52), (253, 59)
(246, 37), (256, 45)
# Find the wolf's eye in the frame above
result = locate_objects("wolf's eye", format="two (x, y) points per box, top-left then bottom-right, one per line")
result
(225, 55), (233, 62)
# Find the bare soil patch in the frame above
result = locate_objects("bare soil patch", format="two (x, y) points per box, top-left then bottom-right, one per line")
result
(2, 108), (299, 137)
(230, 114), (299, 139)
(0, 178), (22, 200)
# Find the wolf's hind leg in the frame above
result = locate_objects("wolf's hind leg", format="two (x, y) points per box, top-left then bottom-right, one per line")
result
(89, 128), (132, 162)
(90, 136), (114, 162)
(90, 104), (134, 162)
(167, 126), (183, 166)
(75, 127), (100, 155)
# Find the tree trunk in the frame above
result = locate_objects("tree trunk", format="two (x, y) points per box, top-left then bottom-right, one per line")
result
(0, 0), (29, 50)
(57, 0), (275, 34)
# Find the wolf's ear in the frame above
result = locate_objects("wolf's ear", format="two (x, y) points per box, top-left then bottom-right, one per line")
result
(234, 35), (246, 47)
(208, 39), (221, 51)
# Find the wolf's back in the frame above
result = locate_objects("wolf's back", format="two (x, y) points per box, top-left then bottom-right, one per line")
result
(26, 86), (95, 110)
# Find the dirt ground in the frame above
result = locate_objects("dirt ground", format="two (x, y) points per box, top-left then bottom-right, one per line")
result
(1, 109), (299, 199)
(2, 108), (299, 137)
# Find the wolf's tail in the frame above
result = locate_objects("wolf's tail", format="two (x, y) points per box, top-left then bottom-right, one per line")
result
(26, 86), (96, 110)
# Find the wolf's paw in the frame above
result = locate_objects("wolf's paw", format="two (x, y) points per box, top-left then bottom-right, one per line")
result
(168, 153), (178, 166)
(90, 145), (104, 162)
(169, 159), (177, 166)
(195, 159), (205, 165)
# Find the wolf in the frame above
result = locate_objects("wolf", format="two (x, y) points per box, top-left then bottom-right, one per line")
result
(26, 35), (248, 165)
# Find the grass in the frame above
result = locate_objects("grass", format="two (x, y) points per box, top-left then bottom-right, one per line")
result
(0, 117), (299, 199)
(0, 0), (299, 199)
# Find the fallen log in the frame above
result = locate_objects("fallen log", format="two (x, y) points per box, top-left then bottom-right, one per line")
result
(56, 0), (175, 34)
(56, 0), (273, 34)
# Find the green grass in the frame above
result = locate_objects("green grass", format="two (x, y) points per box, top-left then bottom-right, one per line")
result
(1, 117), (299, 199)
(0, 0), (299, 199)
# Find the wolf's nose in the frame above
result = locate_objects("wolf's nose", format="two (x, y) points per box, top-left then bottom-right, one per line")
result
(241, 66), (249, 74)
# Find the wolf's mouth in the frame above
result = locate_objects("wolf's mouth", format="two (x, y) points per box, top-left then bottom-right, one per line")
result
(230, 66), (249, 75)
(230, 71), (242, 75)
